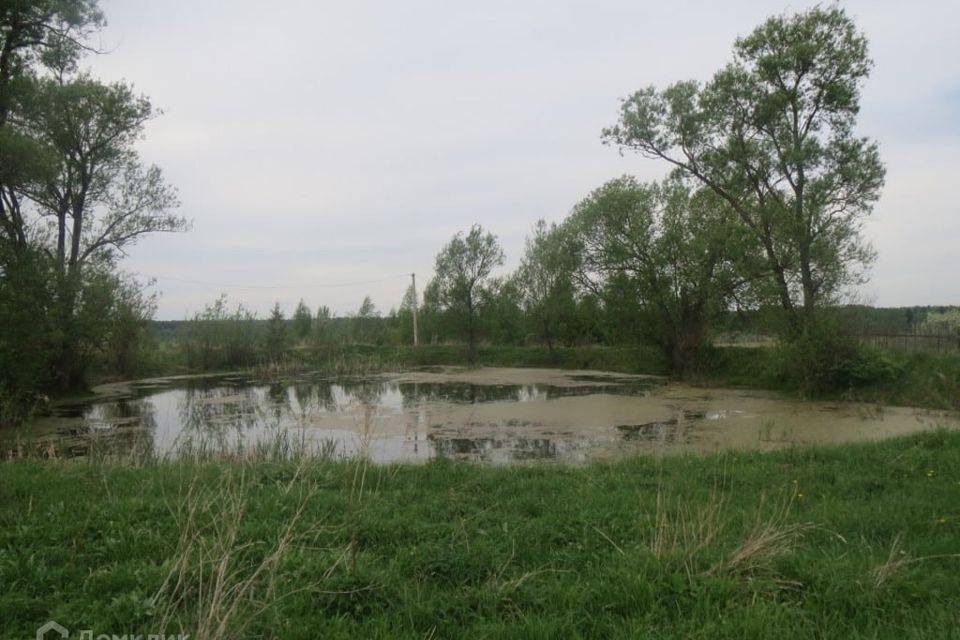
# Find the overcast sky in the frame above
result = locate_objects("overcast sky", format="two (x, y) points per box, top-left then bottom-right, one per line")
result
(84, 0), (960, 320)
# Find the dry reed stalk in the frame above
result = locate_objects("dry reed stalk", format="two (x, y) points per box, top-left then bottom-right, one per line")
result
(871, 533), (960, 589)
(711, 492), (814, 577)
(152, 464), (327, 640)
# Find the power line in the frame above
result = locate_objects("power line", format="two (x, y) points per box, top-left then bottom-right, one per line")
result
(133, 272), (412, 291)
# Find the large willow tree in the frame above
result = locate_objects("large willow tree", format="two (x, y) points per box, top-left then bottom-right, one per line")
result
(1, 0), (186, 406)
(603, 7), (884, 335)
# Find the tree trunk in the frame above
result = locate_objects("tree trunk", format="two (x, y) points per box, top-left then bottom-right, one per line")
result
(666, 308), (707, 379)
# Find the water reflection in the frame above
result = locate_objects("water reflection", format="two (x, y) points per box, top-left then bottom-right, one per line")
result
(615, 408), (704, 445)
(67, 397), (157, 458)
(429, 434), (595, 464)
(35, 373), (659, 463)
(21, 369), (951, 464)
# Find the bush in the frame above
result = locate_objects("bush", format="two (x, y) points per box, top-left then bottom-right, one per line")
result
(780, 315), (902, 395)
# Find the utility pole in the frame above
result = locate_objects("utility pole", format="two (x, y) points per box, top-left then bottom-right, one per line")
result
(411, 272), (419, 346)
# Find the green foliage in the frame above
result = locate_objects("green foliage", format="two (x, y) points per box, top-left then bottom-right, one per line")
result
(101, 277), (156, 378)
(603, 6), (884, 329)
(778, 314), (902, 395)
(0, 251), (162, 406)
(395, 285), (417, 345)
(265, 302), (289, 359)
(0, 0), (185, 397)
(0, 245), (58, 425)
(16, 76), (184, 270)
(431, 225), (505, 362)
(566, 178), (743, 376)
(482, 277), (525, 346)
(179, 295), (260, 370)
(920, 310), (960, 336)
(859, 352), (960, 412)
(292, 299), (312, 341)
(515, 220), (579, 350)
(70, 266), (159, 382)
(351, 295), (383, 344)
(310, 305), (334, 353)
(4, 432), (960, 637)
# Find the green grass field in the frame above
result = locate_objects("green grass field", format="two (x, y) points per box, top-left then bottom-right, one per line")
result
(2, 431), (960, 639)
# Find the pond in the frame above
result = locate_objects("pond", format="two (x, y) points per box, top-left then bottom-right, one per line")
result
(10, 367), (959, 464)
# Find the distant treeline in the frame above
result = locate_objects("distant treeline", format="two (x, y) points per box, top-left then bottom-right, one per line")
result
(149, 300), (960, 380)
(719, 306), (960, 338)
(152, 304), (960, 343)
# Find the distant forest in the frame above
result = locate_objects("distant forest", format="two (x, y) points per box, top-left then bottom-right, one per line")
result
(150, 304), (960, 342)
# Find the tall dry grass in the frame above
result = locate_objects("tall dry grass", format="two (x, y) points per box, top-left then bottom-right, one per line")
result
(649, 478), (814, 583)
(151, 460), (331, 640)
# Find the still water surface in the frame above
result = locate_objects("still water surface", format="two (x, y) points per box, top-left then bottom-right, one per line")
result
(19, 367), (959, 464)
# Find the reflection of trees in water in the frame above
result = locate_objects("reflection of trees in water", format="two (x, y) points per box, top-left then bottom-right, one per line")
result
(394, 381), (654, 408)
(288, 380), (390, 428)
(337, 380), (389, 455)
(266, 383), (290, 425)
(315, 382), (336, 411)
(177, 386), (264, 450)
(397, 383), (540, 406)
(292, 383), (314, 419)
(516, 385), (547, 402)
(428, 434), (569, 462)
(337, 379), (388, 406)
(616, 409), (698, 446)
(69, 398), (157, 459)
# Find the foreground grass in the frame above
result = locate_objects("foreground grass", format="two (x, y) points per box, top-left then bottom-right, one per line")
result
(2, 432), (960, 639)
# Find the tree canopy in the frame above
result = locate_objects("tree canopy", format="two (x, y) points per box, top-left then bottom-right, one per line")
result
(0, 0), (187, 404)
(602, 6), (884, 333)
(431, 225), (504, 362)
(566, 178), (743, 374)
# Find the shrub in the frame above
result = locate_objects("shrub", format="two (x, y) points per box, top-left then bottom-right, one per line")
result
(781, 315), (902, 395)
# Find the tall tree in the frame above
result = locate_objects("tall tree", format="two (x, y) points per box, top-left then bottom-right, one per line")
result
(0, 242), (57, 425)
(484, 276), (524, 346)
(292, 299), (312, 341)
(431, 224), (504, 362)
(17, 76), (184, 275)
(354, 295), (378, 343)
(566, 177), (743, 376)
(310, 304), (333, 352)
(515, 220), (578, 351)
(0, 0), (186, 402)
(265, 302), (288, 359)
(0, 0), (104, 248)
(602, 6), (884, 334)
(14, 76), (185, 387)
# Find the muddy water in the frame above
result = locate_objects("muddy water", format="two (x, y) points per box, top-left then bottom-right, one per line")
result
(10, 367), (959, 464)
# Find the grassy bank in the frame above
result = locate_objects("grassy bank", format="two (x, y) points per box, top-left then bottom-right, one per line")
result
(2, 431), (960, 638)
(704, 346), (960, 410)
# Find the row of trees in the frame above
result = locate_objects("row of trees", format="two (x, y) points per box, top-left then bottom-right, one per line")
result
(1, 2), (186, 423)
(178, 296), (395, 370)
(423, 7), (885, 376)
